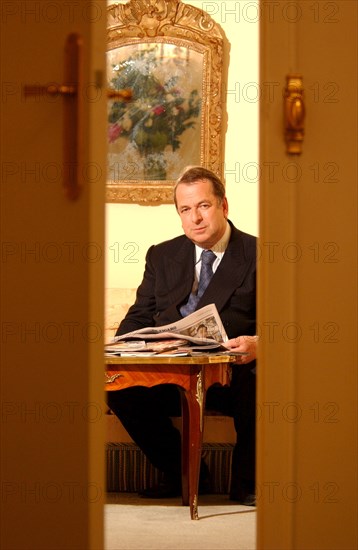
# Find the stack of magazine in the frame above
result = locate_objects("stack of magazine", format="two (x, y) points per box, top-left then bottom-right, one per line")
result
(105, 304), (243, 357)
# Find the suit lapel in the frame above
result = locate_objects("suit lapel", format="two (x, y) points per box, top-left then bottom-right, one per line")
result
(197, 227), (249, 312)
(163, 238), (196, 303)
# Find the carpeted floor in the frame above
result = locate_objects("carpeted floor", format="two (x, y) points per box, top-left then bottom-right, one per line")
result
(105, 493), (256, 550)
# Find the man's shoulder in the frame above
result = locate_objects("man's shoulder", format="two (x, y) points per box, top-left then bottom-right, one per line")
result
(229, 223), (257, 246)
(226, 224), (257, 266)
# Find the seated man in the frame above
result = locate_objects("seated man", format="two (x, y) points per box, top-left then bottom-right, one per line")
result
(107, 166), (258, 505)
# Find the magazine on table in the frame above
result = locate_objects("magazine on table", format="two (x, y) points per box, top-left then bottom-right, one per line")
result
(105, 304), (245, 357)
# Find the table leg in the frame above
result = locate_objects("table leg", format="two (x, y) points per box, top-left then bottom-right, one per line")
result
(181, 368), (205, 520)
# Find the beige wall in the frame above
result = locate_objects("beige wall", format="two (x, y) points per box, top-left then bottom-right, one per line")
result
(105, 0), (260, 292)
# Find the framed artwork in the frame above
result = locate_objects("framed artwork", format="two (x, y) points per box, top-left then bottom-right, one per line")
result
(106, 0), (226, 204)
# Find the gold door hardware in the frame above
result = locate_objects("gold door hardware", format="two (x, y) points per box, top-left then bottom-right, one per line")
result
(23, 84), (77, 96)
(23, 33), (83, 200)
(24, 86), (132, 100)
(107, 89), (132, 100)
(23, 33), (132, 200)
(284, 75), (305, 155)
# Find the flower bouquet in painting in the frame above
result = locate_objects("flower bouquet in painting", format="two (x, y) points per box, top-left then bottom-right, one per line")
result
(107, 43), (202, 181)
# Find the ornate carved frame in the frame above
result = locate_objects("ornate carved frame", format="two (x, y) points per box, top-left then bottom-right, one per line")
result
(106, 0), (225, 205)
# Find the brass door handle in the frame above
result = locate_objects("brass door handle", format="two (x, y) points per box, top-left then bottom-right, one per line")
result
(23, 84), (77, 97)
(107, 89), (132, 100)
(284, 75), (305, 155)
(23, 33), (83, 200)
(286, 95), (305, 129)
(24, 86), (131, 99)
(23, 33), (131, 202)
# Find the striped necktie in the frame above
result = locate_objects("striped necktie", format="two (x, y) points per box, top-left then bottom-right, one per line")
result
(180, 250), (216, 317)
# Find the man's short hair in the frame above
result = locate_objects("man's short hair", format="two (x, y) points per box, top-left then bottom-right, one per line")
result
(173, 166), (225, 208)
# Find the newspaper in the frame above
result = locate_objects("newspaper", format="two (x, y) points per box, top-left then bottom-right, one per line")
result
(105, 304), (232, 356)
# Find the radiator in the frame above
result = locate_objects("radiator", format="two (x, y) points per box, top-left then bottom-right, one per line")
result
(106, 442), (234, 494)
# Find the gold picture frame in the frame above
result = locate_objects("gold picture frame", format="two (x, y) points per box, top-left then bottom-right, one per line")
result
(106, 0), (226, 204)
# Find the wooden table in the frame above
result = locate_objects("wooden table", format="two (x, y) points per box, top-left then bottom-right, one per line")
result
(105, 354), (233, 520)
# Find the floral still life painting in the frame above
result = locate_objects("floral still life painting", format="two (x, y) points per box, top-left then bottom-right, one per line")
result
(107, 43), (203, 182)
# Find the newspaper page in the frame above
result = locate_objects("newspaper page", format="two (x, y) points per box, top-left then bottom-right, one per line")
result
(108, 304), (227, 344)
(105, 304), (231, 356)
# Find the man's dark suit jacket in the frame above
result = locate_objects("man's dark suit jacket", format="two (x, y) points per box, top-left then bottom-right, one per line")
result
(117, 220), (256, 340)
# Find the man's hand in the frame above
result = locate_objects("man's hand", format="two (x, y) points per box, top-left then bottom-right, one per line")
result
(224, 335), (258, 364)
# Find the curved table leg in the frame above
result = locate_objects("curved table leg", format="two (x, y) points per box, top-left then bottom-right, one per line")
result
(180, 368), (205, 520)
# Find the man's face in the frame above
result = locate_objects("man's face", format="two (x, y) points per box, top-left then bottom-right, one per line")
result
(176, 179), (228, 249)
